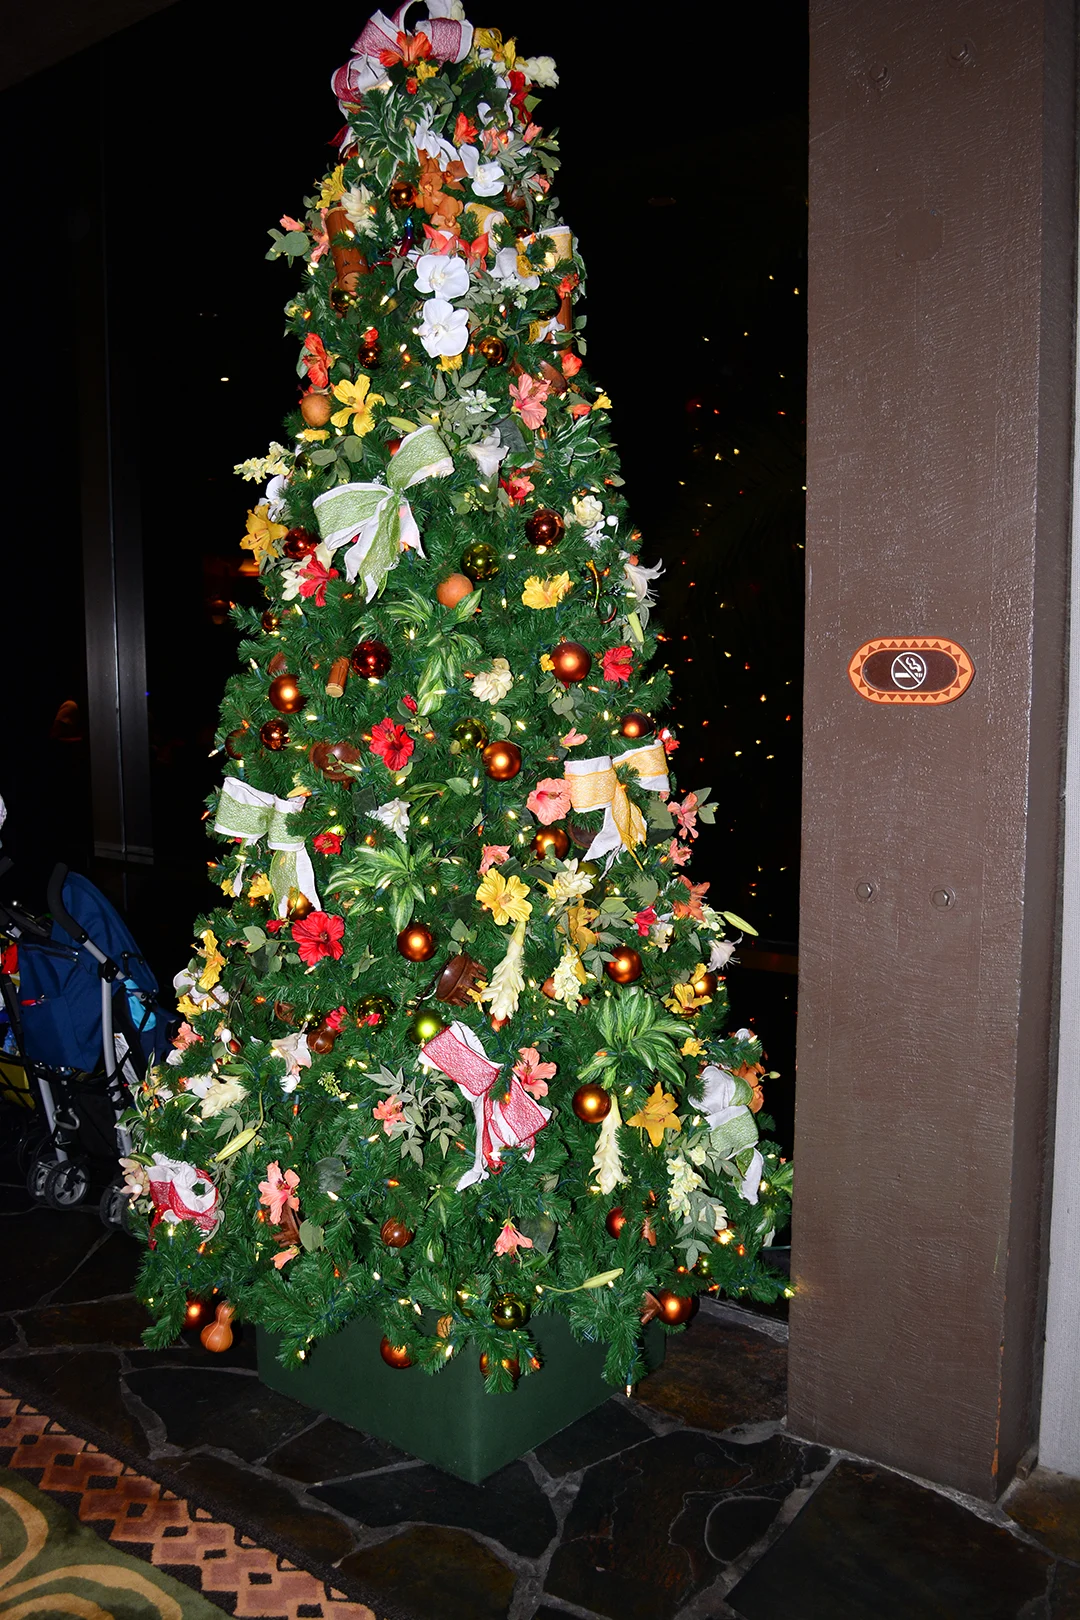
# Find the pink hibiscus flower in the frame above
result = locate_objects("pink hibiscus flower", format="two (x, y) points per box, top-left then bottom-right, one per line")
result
(369, 718), (415, 770)
(479, 843), (511, 874)
(494, 1220), (534, 1258)
(527, 776), (571, 826)
(509, 374), (550, 430)
(313, 831), (342, 855)
(513, 1047), (557, 1098)
(633, 906), (658, 937)
(291, 910), (346, 966)
(668, 840), (692, 868)
(298, 554), (339, 607)
(259, 1161), (299, 1225)
(670, 792), (699, 840)
(373, 1095), (405, 1135)
(504, 471), (535, 505)
(171, 1021), (202, 1052)
(601, 644), (634, 684)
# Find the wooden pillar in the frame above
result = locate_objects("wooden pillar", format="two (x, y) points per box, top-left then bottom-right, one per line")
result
(789, 0), (1077, 1499)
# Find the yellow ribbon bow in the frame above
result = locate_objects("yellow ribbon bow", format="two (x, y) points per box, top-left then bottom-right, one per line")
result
(564, 740), (670, 862)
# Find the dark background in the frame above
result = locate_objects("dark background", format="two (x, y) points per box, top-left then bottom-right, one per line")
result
(1, 1), (807, 1151)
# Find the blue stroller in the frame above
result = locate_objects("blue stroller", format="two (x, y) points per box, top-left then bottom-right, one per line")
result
(0, 859), (174, 1226)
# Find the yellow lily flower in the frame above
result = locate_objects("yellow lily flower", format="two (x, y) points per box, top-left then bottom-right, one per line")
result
(330, 374), (386, 436)
(197, 929), (226, 991)
(240, 504), (288, 566)
(664, 965), (713, 1016)
(681, 1035), (706, 1057)
(475, 870), (532, 926)
(415, 59), (439, 80)
(177, 994), (204, 1021)
(247, 873), (274, 900)
(626, 1082), (682, 1148)
(298, 427), (330, 441)
(522, 572), (572, 609)
(317, 165), (346, 208)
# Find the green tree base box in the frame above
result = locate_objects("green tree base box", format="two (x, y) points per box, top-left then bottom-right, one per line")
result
(257, 1315), (664, 1483)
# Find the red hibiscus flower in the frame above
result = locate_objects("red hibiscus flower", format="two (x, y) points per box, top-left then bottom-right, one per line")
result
(633, 905), (658, 937)
(601, 644), (634, 684)
(370, 717), (415, 770)
(659, 726), (680, 754)
(298, 555), (339, 607)
(313, 831), (342, 856)
(291, 910), (345, 966)
(302, 334), (330, 389)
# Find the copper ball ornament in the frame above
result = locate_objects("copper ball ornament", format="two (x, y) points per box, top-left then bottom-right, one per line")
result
(350, 639), (392, 679)
(478, 335), (507, 366)
(274, 1000), (299, 1025)
(540, 976), (558, 1000)
(300, 392), (332, 427)
(309, 740), (362, 781)
(380, 1217), (414, 1249)
(261, 609), (281, 632)
(451, 717), (489, 750)
(329, 285), (358, 314)
(268, 674), (304, 714)
(307, 1026), (336, 1055)
(397, 922), (437, 962)
(435, 953), (488, 1006)
(356, 994), (394, 1026)
(461, 540), (500, 582)
(655, 1289), (698, 1326)
(224, 729), (247, 760)
(490, 1293), (530, 1330)
(436, 572), (475, 608)
(479, 1352), (520, 1379)
(358, 340), (381, 369)
(606, 1206), (627, 1238)
(407, 1008), (447, 1045)
(389, 178), (417, 209)
(379, 1336), (414, 1368)
(620, 711), (654, 740)
(525, 508), (565, 549)
(283, 527), (319, 560)
(550, 641), (592, 684)
(691, 967), (718, 999)
(572, 1083), (612, 1123)
(482, 740), (521, 781)
(533, 826), (570, 860)
(605, 946), (644, 985)
(260, 718), (289, 751)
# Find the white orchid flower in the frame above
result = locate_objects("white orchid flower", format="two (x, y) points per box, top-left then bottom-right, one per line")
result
(412, 118), (457, 171)
(264, 474), (288, 521)
(492, 246), (539, 290)
(415, 297), (470, 357)
(472, 162), (505, 197)
(414, 252), (470, 300)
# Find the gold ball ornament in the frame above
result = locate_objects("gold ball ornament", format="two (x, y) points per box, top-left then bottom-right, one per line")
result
(286, 890), (313, 922)
(691, 967), (718, 999)
(261, 609), (281, 632)
(380, 1337), (414, 1368)
(482, 740), (522, 781)
(436, 572), (475, 608)
(525, 508), (565, 549)
(606, 1206), (627, 1238)
(268, 674), (305, 714)
(550, 641), (592, 684)
(605, 946), (644, 985)
(572, 1083), (612, 1123)
(533, 826), (570, 860)
(259, 718), (289, 750)
(397, 922), (437, 961)
(300, 392), (332, 427)
(451, 717), (489, 750)
(620, 711), (655, 740)
(389, 178), (417, 209)
(461, 540), (500, 582)
(655, 1289), (698, 1325)
(436, 1314), (454, 1338)
(380, 1217), (414, 1248)
(491, 1293), (530, 1329)
(407, 1008), (448, 1046)
(478, 335), (507, 366)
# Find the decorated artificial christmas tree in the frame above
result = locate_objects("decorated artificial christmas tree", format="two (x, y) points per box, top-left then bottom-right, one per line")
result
(128, 0), (792, 1440)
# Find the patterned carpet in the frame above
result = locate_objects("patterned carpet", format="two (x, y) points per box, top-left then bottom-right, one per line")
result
(0, 1392), (374, 1620)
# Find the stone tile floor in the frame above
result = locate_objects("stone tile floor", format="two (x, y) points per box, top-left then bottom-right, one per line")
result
(2, 1173), (1080, 1618)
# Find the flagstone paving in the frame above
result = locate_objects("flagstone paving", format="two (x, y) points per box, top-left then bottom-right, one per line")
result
(2, 1175), (1079, 1618)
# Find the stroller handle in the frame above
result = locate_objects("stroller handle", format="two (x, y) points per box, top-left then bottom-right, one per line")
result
(0, 858), (52, 939)
(47, 864), (121, 980)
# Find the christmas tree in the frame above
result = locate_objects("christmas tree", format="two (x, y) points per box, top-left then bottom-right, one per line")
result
(128, 1), (792, 1391)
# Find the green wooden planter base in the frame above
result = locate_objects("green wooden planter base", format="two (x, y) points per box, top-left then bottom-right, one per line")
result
(258, 1314), (665, 1483)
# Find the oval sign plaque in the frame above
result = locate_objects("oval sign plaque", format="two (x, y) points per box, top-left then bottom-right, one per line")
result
(847, 637), (974, 705)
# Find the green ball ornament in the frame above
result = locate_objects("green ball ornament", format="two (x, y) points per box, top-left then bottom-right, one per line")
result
(451, 717), (489, 750)
(356, 995), (394, 1027)
(461, 540), (499, 582)
(407, 1009), (448, 1046)
(491, 1293), (530, 1330)
(693, 1253), (712, 1278)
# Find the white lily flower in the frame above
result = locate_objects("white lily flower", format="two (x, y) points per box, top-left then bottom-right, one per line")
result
(708, 939), (737, 971)
(522, 55), (559, 87)
(341, 183), (378, 236)
(271, 1030), (312, 1077)
(415, 297), (470, 357)
(472, 162), (505, 197)
(465, 430), (508, 479)
(369, 797), (411, 841)
(414, 253), (470, 300)
(470, 658), (513, 704)
(264, 474), (288, 521)
(624, 556), (665, 608)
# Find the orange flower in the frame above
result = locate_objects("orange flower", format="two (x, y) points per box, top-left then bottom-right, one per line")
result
(378, 29), (432, 66)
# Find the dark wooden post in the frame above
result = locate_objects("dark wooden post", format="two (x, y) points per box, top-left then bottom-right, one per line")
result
(789, 0), (1077, 1499)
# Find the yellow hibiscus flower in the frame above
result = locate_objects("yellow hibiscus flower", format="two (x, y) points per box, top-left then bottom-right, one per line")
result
(522, 573), (572, 610)
(330, 374), (386, 436)
(475, 871), (532, 926)
(626, 1082), (682, 1148)
(240, 504), (288, 566)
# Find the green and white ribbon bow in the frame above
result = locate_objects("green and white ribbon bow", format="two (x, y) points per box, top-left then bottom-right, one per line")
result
(313, 423), (454, 601)
(214, 777), (320, 919)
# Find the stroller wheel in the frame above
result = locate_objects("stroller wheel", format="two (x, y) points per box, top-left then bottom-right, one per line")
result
(99, 1179), (133, 1233)
(39, 1157), (91, 1210)
(26, 1155), (54, 1202)
(16, 1127), (49, 1178)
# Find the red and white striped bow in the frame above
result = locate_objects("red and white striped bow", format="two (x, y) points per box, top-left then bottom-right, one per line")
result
(423, 1021), (550, 1190)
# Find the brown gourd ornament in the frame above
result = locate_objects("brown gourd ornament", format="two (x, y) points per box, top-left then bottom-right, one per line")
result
(380, 1217), (414, 1248)
(200, 1302), (236, 1353)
